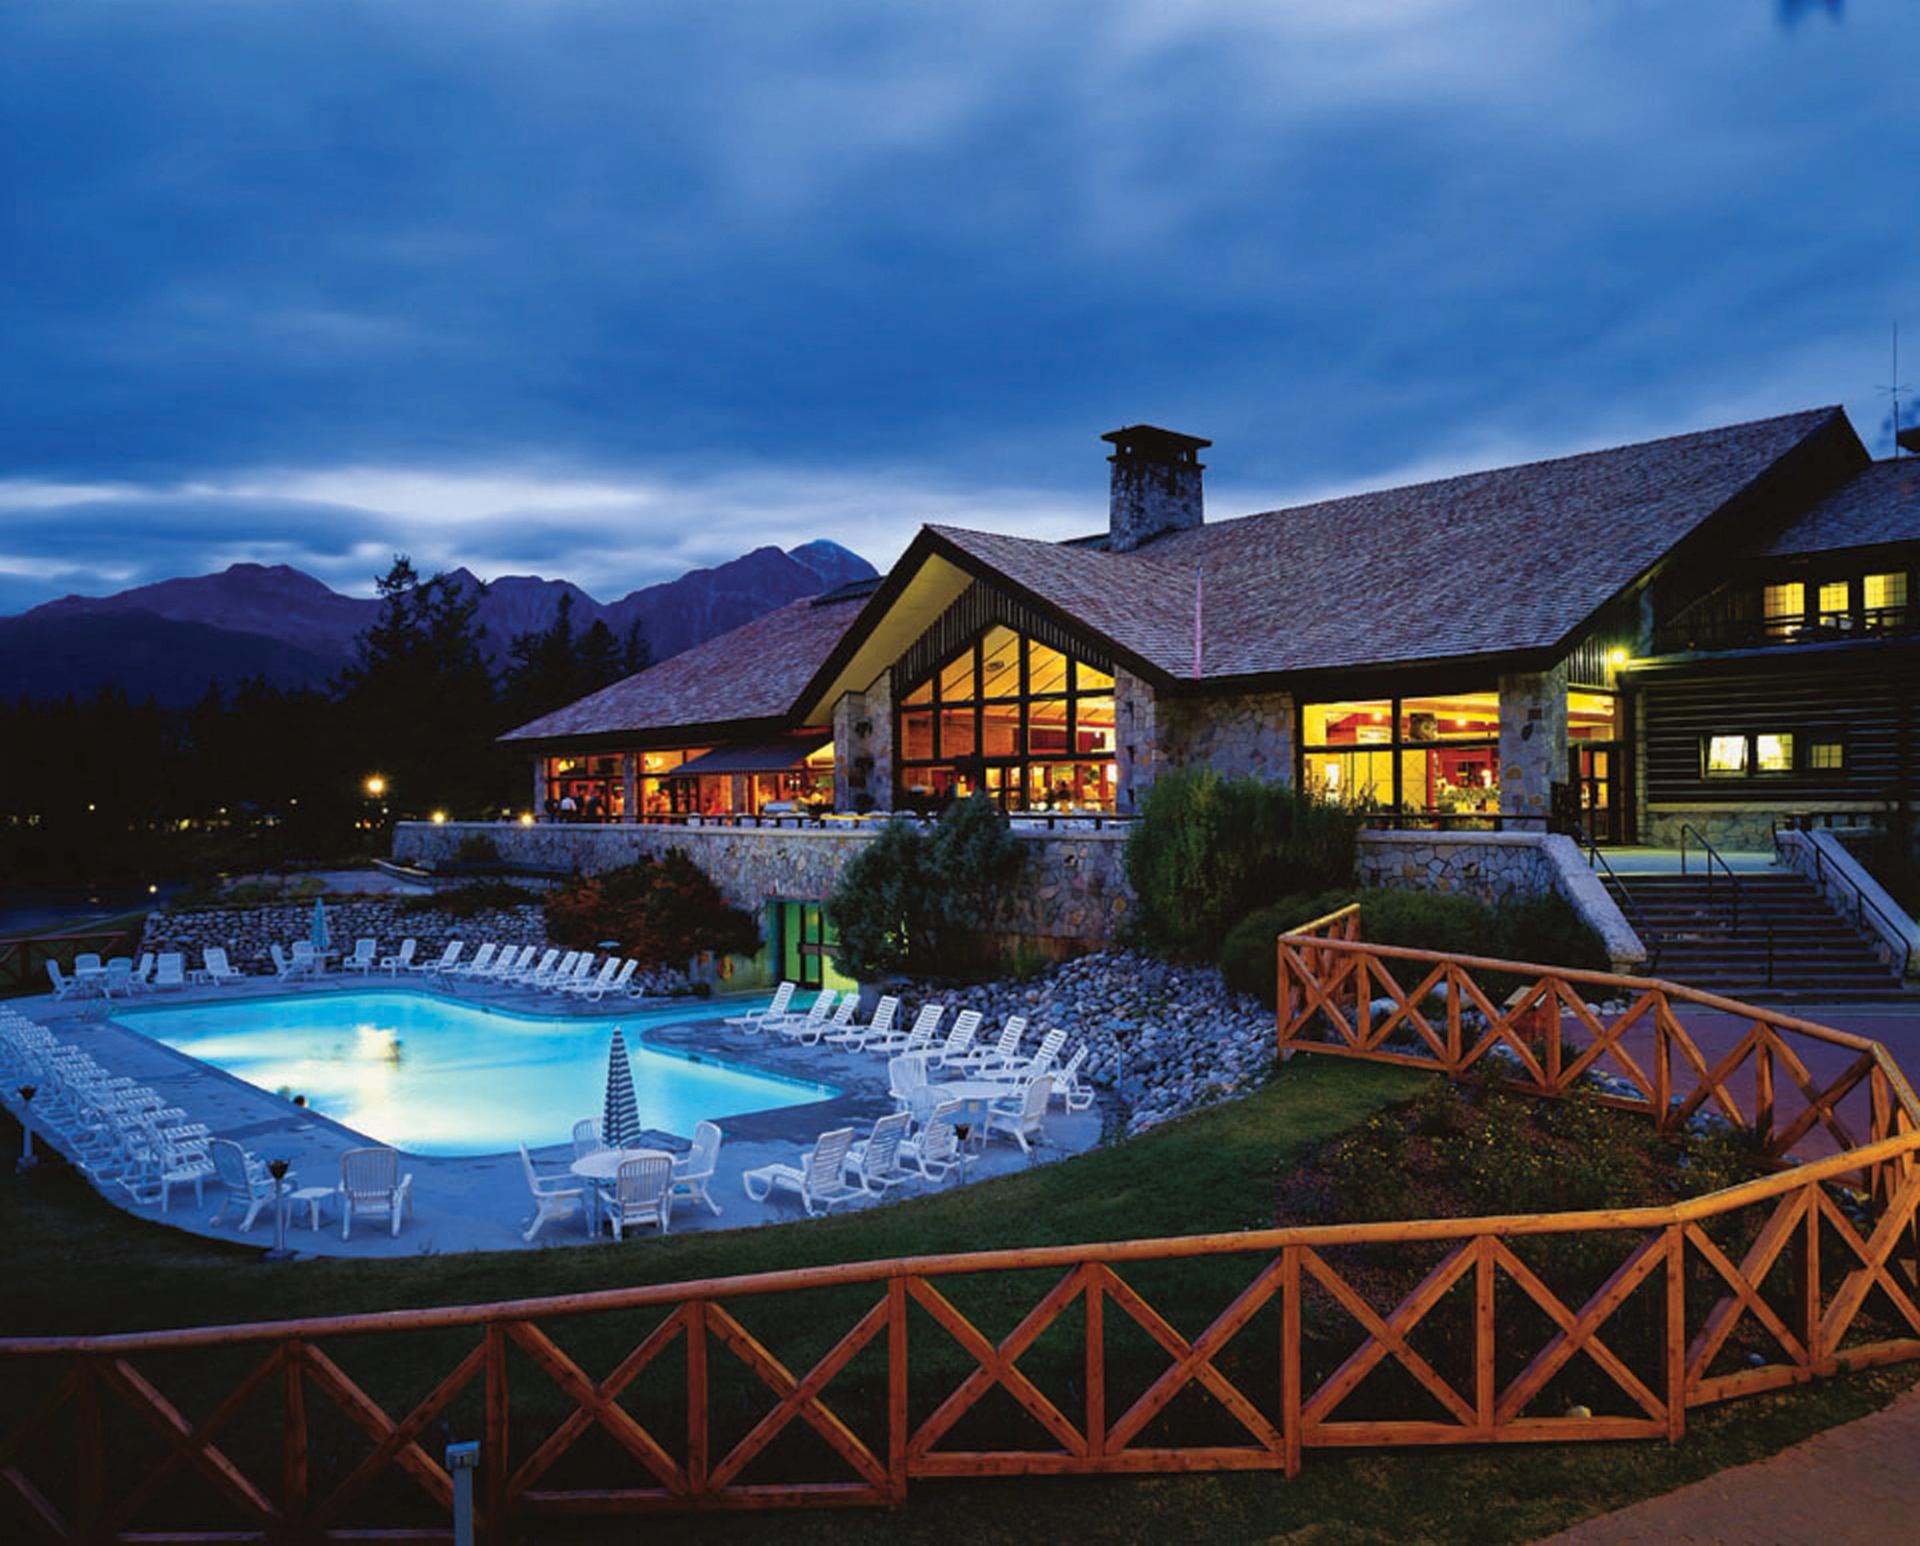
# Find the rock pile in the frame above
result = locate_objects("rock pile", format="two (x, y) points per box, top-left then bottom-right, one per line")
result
(904, 950), (1275, 1136)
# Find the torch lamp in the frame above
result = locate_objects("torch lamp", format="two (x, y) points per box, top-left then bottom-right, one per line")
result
(263, 1156), (295, 1262)
(16, 1085), (38, 1174)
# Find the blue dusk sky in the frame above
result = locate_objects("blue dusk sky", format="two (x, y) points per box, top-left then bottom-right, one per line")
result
(1, 1), (1915, 611)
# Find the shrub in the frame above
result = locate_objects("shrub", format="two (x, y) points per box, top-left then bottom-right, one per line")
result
(1126, 772), (1361, 961)
(398, 880), (540, 918)
(543, 852), (760, 967)
(1216, 890), (1356, 1002)
(454, 833), (502, 866)
(1325, 1112), (1411, 1222)
(825, 795), (1027, 980)
(1498, 894), (1612, 976)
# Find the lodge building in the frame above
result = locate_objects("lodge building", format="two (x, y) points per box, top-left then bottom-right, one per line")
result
(502, 408), (1920, 853)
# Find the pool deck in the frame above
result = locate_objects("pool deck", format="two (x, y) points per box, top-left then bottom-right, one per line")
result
(6, 976), (1102, 1259)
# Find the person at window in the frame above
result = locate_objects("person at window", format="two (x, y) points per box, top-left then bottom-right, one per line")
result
(543, 796), (558, 824)
(559, 792), (577, 820)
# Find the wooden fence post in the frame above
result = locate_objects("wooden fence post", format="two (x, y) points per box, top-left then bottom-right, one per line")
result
(1664, 1225), (1686, 1440)
(888, 1276), (908, 1506)
(483, 1322), (508, 1545)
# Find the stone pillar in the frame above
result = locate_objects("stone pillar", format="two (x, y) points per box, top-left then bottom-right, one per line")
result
(1115, 667), (1158, 814)
(1498, 663), (1568, 824)
(831, 671), (895, 813)
(620, 752), (638, 824)
(530, 759), (547, 821)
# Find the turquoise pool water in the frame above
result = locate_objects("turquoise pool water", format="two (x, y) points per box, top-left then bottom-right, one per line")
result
(112, 990), (834, 1156)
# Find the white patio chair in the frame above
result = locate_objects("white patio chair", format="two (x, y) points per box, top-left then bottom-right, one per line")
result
(413, 940), (463, 975)
(823, 994), (896, 1052)
(44, 960), (75, 999)
(289, 941), (319, 977)
(887, 1053), (929, 1113)
(339, 1146), (414, 1240)
(927, 1009), (984, 1070)
(518, 1142), (587, 1242)
(843, 1111), (916, 1194)
(381, 939), (417, 975)
(153, 953), (187, 991)
(986, 1076), (1054, 1156)
(73, 952), (103, 979)
(203, 947), (244, 985)
(741, 1127), (863, 1215)
(130, 953), (156, 992)
(606, 1154), (673, 1240)
(343, 938), (378, 975)
(208, 1139), (289, 1233)
(725, 980), (795, 1032)
(669, 1120), (724, 1217)
(102, 958), (133, 997)
(899, 1100), (974, 1183)
(571, 1118), (606, 1160)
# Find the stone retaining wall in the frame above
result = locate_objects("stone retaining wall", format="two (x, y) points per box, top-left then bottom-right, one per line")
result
(393, 820), (1132, 957)
(139, 898), (551, 978)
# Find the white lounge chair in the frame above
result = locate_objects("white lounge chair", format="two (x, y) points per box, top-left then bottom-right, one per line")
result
(742, 1127), (863, 1215)
(413, 940), (463, 976)
(203, 947), (244, 986)
(988, 1028), (1069, 1087)
(208, 1139), (290, 1233)
(339, 1146), (413, 1239)
(773, 987), (838, 1037)
(824, 994), (896, 1052)
(866, 1002), (942, 1058)
(585, 959), (638, 1001)
(899, 1100), (973, 1183)
(986, 1076), (1054, 1155)
(605, 1154), (673, 1240)
(342, 938), (378, 975)
(780, 993), (853, 1047)
(563, 958), (620, 998)
(725, 980), (795, 1032)
(669, 1120), (723, 1217)
(447, 942), (498, 980)
(518, 1142), (587, 1242)
(516, 948), (560, 986)
(927, 1010), (984, 1070)
(842, 1111), (916, 1194)
(958, 1016), (1029, 1075)
(548, 956), (595, 994)
(1053, 1044), (1096, 1111)
(528, 950), (578, 989)
(381, 939), (417, 975)
(153, 953), (187, 991)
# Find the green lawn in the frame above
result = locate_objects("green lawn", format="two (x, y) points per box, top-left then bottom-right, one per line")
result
(1, 1058), (1912, 1544)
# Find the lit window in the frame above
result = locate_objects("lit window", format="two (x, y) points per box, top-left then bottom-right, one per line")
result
(1705, 735), (1749, 776)
(1817, 580), (1848, 624)
(1808, 741), (1845, 771)
(1755, 733), (1794, 774)
(1865, 572), (1908, 617)
(1763, 582), (1805, 637)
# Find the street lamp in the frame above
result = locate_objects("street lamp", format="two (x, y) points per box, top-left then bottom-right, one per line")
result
(263, 1157), (295, 1262)
(364, 775), (387, 799)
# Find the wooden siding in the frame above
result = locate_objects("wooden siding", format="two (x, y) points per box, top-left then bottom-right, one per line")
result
(1639, 652), (1919, 805)
(892, 579), (1113, 694)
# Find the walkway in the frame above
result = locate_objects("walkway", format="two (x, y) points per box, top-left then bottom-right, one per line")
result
(1542, 1377), (1920, 1544)
(6, 978), (1099, 1257)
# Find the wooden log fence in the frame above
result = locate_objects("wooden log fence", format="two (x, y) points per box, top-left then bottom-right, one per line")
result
(0, 908), (1916, 1536)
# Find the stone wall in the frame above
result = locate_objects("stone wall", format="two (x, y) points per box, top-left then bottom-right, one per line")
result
(1641, 804), (1874, 852)
(393, 820), (1133, 967)
(1157, 687), (1296, 784)
(139, 898), (552, 978)
(1497, 663), (1568, 821)
(1355, 829), (1647, 970)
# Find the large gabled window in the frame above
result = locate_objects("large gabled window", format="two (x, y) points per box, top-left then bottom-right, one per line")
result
(895, 623), (1116, 812)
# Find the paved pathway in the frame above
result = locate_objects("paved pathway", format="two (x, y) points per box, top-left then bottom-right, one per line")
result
(1541, 1377), (1920, 1544)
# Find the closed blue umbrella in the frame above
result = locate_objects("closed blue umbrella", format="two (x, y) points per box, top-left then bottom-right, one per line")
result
(310, 898), (331, 956)
(602, 1027), (642, 1150)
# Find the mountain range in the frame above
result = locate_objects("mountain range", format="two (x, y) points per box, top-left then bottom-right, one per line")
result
(0, 541), (875, 706)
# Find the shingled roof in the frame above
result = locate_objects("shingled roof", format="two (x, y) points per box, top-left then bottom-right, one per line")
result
(500, 592), (868, 745)
(1762, 458), (1920, 558)
(920, 407), (1845, 682)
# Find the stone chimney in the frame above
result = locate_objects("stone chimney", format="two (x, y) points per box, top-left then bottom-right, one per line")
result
(1102, 425), (1211, 551)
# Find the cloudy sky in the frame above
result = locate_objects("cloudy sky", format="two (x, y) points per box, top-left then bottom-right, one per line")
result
(1, 1), (1914, 612)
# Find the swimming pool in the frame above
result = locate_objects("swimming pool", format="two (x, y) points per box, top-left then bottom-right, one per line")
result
(111, 990), (835, 1156)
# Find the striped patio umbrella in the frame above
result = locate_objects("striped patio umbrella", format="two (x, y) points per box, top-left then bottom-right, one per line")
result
(602, 1027), (642, 1150)
(310, 898), (332, 956)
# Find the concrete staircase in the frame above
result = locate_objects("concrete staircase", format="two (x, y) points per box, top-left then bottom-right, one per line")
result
(1602, 870), (1907, 999)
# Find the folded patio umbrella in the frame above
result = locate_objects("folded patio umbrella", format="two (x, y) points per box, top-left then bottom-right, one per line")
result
(310, 897), (331, 956)
(603, 1027), (642, 1150)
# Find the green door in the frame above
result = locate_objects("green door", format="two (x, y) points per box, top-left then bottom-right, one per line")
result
(775, 901), (854, 991)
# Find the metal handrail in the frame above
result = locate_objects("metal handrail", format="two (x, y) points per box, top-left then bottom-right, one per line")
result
(1577, 825), (1663, 968)
(1772, 818), (1914, 979)
(1679, 822), (1774, 986)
